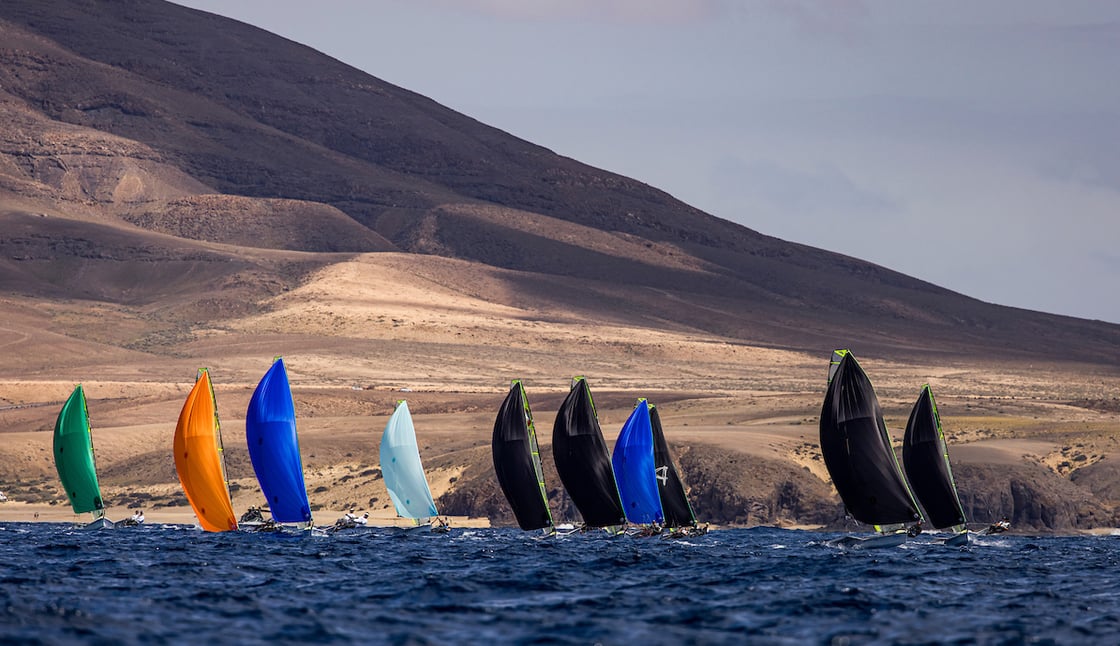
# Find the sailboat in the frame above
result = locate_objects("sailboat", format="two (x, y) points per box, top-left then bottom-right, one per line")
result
(649, 404), (705, 537)
(492, 380), (555, 534)
(380, 400), (442, 531)
(53, 385), (115, 529)
(903, 384), (969, 546)
(819, 350), (922, 548)
(611, 399), (664, 534)
(552, 376), (626, 532)
(245, 358), (312, 530)
(174, 369), (238, 532)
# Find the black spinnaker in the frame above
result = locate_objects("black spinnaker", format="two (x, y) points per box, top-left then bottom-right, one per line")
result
(552, 377), (625, 528)
(650, 405), (698, 528)
(492, 380), (554, 532)
(903, 384), (967, 530)
(819, 350), (921, 528)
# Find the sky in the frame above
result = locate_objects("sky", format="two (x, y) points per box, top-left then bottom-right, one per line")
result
(175, 1), (1120, 324)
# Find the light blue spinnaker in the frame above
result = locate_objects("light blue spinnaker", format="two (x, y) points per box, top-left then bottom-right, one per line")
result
(611, 399), (664, 525)
(245, 358), (312, 524)
(380, 401), (438, 520)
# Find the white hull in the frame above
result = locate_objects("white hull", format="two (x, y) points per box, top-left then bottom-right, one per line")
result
(83, 517), (116, 530)
(828, 532), (907, 549)
(239, 520), (312, 534)
(940, 531), (971, 547)
(323, 523), (376, 534)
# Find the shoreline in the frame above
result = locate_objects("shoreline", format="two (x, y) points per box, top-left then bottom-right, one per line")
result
(2, 502), (1117, 537)
(4, 373), (1117, 536)
(0, 501), (490, 528)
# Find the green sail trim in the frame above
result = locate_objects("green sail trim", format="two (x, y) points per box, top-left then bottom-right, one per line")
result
(53, 385), (105, 515)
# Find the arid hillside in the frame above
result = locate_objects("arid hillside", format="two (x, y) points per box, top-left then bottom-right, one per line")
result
(0, 1), (1118, 533)
(1, 256), (1118, 533)
(2, 0), (1119, 362)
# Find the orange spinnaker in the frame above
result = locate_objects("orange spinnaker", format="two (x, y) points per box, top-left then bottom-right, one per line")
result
(174, 370), (238, 532)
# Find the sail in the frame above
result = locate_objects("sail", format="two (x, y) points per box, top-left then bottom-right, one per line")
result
(819, 350), (921, 527)
(552, 377), (625, 528)
(611, 400), (664, 525)
(827, 349), (848, 384)
(903, 385), (967, 530)
(380, 400), (438, 520)
(492, 381), (553, 531)
(245, 358), (312, 524)
(53, 385), (105, 515)
(650, 405), (697, 528)
(174, 369), (238, 532)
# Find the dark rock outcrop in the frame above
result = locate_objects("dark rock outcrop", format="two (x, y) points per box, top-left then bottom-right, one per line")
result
(437, 441), (1120, 532)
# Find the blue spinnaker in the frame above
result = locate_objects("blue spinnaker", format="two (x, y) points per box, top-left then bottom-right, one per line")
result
(612, 400), (664, 525)
(380, 401), (438, 520)
(246, 358), (311, 524)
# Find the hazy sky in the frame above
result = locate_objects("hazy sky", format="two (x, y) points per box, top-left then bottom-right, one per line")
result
(175, 1), (1120, 324)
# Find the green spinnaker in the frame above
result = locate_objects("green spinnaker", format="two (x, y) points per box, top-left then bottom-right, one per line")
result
(53, 385), (105, 516)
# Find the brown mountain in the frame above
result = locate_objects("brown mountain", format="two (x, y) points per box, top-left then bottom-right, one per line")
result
(2, 0), (1118, 364)
(1, 1), (1118, 533)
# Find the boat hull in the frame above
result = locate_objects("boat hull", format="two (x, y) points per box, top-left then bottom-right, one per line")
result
(83, 517), (116, 530)
(828, 532), (907, 549)
(662, 525), (709, 539)
(239, 521), (312, 535)
(941, 531), (971, 547)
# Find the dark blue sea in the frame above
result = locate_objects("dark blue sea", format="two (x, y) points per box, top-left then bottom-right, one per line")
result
(2, 524), (1118, 645)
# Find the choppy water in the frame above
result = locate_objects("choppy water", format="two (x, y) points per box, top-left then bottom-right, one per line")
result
(1, 523), (1118, 645)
